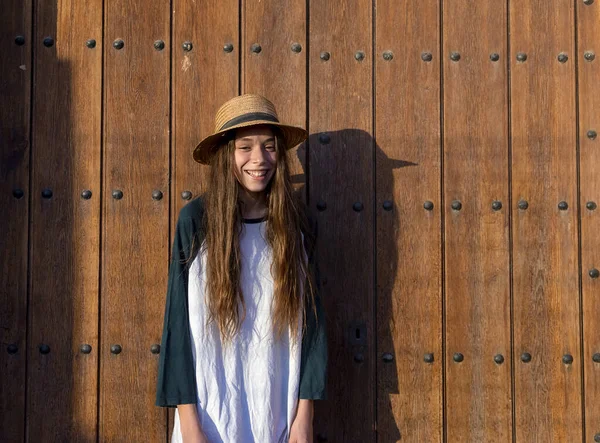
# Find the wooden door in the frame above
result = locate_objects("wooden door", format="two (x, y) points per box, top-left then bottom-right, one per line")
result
(1, 0), (599, 441)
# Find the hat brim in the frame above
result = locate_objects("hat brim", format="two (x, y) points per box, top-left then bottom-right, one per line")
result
(193, 120), (308, 165)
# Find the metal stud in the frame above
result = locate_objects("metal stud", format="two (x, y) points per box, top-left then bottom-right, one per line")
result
(81, 190), (92, 200)
(223, 43), (234, 53)
(590, 268), (599, 279)
(587, 201), (597, 211)
(320, 51), (330, 61)
(353, 202), (364, 212)
(562, 354), (573, 364)
(152, 190), (163, 201)
(490, 53), (500, 62)
(80, 344), (92, 354)
(182, 41), (193, 52)
(492, 200), (502, 211)
(382, 353), (394, 363)
(558, 201), (568, 211)
(110, 344), (122, 355)
(453, 353), (464, 363)
(494, 354), (505, 364)
(318, 133), (331, 144)
(424, 201), (434, 211)
(584, 51), (595, 62)
(383, 200), (393, 211)
(13, 189), (24, 199)
(421, 52), (433, 62)
(86, 39), (96, 49)
(113, 39), (124, 50)
(181, 190), (192, 201)
(41, 188), (53, 199)
(15, 35), (26, 46)
(112, 189), (123, 200)
(516, 52), (527, 62)
(7, 344), (18, 354)
(518, 200), (528, 210)
(354, 353), (364, 363)
(557, 53), (568, 63)
(595, 433), (600, 443)
(450, 52), (460, 62)
(43, 37), (54, 47)
(316, 200), (327, 212)
(521, 352), (532, 363)
(424, 353), (434, 363)
(150, 344), (161, 354)
(291, 43), (302, 53)
(592, 353), (600, 363)
(382, 51), (394, 61)
(583, 0), (594, 5)
(355, 51), (365, 61)
(451, 200), (462, 211)
(154, 40), (165, 51)
(250, 43), (262, 54)
(39, 344), (50, 354)
(588, 130), (597, 140)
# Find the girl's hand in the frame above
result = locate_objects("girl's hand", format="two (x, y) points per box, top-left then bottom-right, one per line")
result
(289, 399), (314, 443)
(178, 404), (209, 443)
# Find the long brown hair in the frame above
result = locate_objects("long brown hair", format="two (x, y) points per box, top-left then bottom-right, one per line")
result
(203, 132), (315, 343)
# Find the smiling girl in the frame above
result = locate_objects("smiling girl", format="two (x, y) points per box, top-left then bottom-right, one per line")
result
(155, 94), (327, 443)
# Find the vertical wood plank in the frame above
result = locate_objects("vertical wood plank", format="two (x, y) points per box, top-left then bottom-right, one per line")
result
(375, 1), (442, 441)
(242, 0), (306, 182)
(172, 0), (239, 212)
(27, 1), (102, 441)
(170, 0), (239, 437)
(510, 1), (582, 440)
(577, 0), (600, 441)
(442, 2), (512, 441)
(309, 1), (374, 440)
(101, 0), (170, 440)
(0, 0), (31, 440)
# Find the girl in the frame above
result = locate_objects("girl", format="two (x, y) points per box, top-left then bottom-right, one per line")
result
(155, 94), (327, 443)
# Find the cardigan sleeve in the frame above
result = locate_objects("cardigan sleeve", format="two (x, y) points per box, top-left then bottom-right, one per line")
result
(298, 215), (328, 400)
(155, 200), (204, 407)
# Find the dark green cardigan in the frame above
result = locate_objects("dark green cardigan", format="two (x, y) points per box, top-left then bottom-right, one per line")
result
(155, 197), (327, 407)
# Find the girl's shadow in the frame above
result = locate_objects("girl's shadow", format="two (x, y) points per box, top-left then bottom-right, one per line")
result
(293, 129), (417, 441)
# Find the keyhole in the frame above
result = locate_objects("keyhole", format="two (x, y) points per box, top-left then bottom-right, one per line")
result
(355, 328), (360, 340)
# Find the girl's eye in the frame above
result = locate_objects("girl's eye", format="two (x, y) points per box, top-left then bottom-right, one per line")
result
(265, 145), (275, 151)
(237, 146), (251, 151)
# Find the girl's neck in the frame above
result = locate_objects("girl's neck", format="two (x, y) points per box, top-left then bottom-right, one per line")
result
(238, 188), (268, 219)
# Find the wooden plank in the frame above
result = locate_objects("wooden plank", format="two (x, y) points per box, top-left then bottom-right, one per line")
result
(0, 0), (31, 440)
(242, 0), (306, 183)
(375, 1), (442, 441)
(26, 1), (102, 441)
(170, 0), (239, 437)
(510, 1), (582, 440)
(172, 0), (239, 213)
(308, 0), (374, 440)
(101, 0), (170, 440)
(442, 2), (512, 441)
(577, 0), (600, 441)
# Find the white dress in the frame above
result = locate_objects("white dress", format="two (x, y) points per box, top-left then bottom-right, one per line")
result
(170, 219), (303, 443)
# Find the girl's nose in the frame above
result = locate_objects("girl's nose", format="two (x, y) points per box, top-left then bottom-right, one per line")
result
(251, 145), (267, 163)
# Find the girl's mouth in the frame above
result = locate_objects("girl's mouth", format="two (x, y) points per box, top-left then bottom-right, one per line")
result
(245, 170), (269, 178)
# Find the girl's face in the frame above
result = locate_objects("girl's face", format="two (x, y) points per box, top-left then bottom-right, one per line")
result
(233, 125), (277, 196)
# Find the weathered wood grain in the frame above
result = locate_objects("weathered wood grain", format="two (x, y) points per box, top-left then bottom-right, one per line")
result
(375, 0), (443, 441)
(510, 1), (582, 440)
(443, 1), (512, 441)
(0, 0), (31, 440)
(309, 1), (374, 440)
(101, 0), (170, 440)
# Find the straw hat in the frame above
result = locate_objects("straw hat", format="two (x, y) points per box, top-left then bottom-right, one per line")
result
(193, 94), (308, 165)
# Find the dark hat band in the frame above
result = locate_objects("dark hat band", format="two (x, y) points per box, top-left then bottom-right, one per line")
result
(219, 112), (280, 131)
